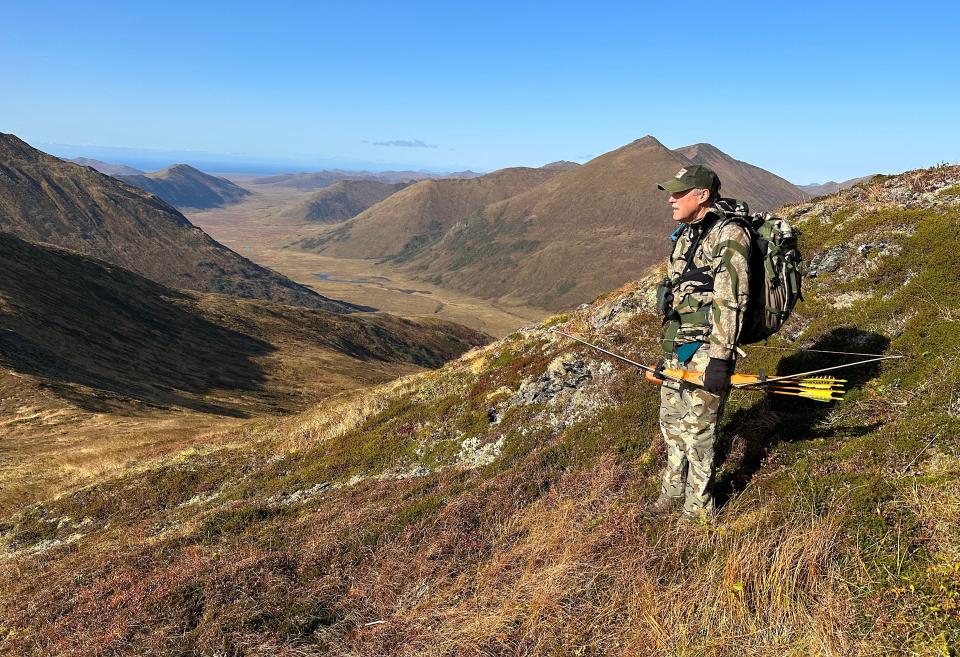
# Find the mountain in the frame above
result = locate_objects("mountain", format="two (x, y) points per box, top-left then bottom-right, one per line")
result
(444, 170), (483, 179)
(798, 175), (873, 197)
(4, 163), (957, 656)
(117, 163), (250, 209)
(253, 169), (444, 190)
(293, 164), (568, 260)
(68, 156), (143, 176)
(279, 180), (412, 223)
(293, 137), (812, 311)
(673, 142), (809, 211)
(541, 160), (581, 171)
(0, 133), (354, 312)
(394, 135), (693, 310)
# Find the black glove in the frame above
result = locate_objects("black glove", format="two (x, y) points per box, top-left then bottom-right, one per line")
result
(702, 357), (733, 395)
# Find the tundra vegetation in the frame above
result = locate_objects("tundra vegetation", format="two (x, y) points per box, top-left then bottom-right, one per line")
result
(1, 166), (959, 656)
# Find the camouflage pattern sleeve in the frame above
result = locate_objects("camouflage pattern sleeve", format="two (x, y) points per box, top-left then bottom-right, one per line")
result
(707, 222), (751, 360)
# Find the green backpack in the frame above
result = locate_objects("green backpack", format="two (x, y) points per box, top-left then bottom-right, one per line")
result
(715, 198), (804, 344)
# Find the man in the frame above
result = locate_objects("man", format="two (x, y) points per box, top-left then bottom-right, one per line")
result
(653, 165), (751, 518)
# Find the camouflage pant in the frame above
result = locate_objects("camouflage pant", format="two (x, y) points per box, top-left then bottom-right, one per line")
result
(659, 348), (730, 516)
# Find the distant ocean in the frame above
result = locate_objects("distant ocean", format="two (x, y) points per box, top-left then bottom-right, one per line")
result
(39, 142), (452, 175)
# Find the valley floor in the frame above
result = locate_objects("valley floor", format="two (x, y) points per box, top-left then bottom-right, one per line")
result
(185, 184), (549, 338)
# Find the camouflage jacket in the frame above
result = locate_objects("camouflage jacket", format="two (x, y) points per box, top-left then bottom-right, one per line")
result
(663, 206), (751, 361)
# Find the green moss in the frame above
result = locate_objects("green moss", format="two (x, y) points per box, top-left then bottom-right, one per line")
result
(247, 598), (339, 636)
(542, 313), (571, 328)
(200, 505), (292, 540)
(394, 494), (444, 527)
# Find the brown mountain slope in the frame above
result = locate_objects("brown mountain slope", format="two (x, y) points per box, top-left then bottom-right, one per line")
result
(293, 165), (567, 260)
(0, 231), (490, 509)
(68, 157), (143, 176)
(117, 163), (250, 209)
(673, 142), (808, 211)
(391, 136), (690, 309)
(0, 133), (354, 312)
(279, 180), (411, 223)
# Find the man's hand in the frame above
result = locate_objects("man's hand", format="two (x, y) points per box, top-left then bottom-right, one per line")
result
(703, 358), (733, 395)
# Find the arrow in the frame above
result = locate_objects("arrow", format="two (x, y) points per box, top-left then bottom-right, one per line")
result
(732, 354), (903, 388)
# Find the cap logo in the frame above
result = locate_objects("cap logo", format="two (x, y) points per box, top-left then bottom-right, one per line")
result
(675, 168), (687, 179)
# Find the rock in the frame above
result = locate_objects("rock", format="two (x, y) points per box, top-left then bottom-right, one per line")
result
(590, 293), (640, 329)
(856, 240), (901, 259)
(515, 356), (593, 405)
(806, 247), (846, 278)
(457, 435), (506, 468)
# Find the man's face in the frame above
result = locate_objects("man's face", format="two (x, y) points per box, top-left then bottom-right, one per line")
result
(669, 188), (711, 223)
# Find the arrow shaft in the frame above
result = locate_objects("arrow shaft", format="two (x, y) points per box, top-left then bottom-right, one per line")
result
(734, 355), (902, 387)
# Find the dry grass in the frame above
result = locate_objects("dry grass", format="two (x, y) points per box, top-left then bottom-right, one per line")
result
(3, 166), (960, 655)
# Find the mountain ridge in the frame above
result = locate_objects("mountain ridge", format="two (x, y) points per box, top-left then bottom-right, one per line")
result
(68, 156), (143, 176)
(293, 164), (568, 260)
(798, 175), (874, 197)
(673, 142), (809, 211)
(279, 179), (412, 224)
(0, 133), (354, 312)
(117, 163), (251, 209)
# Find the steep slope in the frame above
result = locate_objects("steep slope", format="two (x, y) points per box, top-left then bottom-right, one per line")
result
(279, 180), (411, 223)
(798, 175), (873, 197)
(117, 163), (250, 209)
(68, 157), (143, 176)
(0, 231), (490, 509)
(4, 164), (958, 656)
(294, 164), (566, 260)
(400, 136), (691, 309)
(673, 142), (808, 211)
(0, 133), (352, 312)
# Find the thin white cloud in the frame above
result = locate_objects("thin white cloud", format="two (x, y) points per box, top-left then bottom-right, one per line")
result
(364, 139), (438, 149)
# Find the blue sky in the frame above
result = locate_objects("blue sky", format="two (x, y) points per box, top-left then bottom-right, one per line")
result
(3, 1), (957, 182)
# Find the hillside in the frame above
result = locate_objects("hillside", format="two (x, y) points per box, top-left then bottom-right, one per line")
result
(293, 137), (811, 311)
(68, 156), (143, 176)
(0, 231), (489, 510)
(0, 133), (352, 312)
(674, 142), (809, 211)
(279, 180), (411, 223)
(117, 163), (251, 209)
(294, 164), (566, 260)
(3, 164), (958, 655)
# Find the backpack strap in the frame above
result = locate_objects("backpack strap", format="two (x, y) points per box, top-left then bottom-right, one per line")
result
(661, 214), (719, 357)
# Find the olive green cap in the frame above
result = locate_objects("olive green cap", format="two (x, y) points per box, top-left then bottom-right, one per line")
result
(657, 164), (721, 194)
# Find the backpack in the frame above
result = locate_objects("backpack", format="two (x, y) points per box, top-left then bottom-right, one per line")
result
(714, 198), (804, 344)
